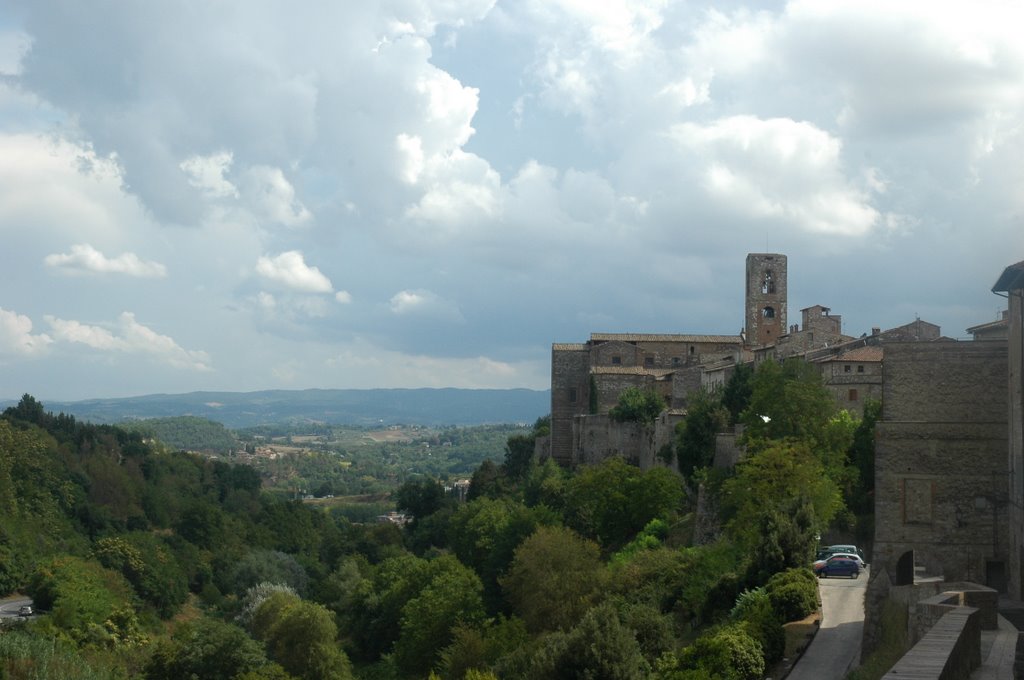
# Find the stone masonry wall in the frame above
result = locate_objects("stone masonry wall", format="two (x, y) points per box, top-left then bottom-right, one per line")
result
(874, 341), (1009, 590)
(572, 412), (684, 470)
(1007, 289), (1024, 599)
(550, 346), (591, 465)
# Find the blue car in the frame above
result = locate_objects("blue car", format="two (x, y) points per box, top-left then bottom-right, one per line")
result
(815, 556), (860, 578)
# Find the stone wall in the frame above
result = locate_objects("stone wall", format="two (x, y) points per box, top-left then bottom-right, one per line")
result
(571, 411), (683, 470)
(1007, 288), (1024, 598)
(550, 345), (591, 465)
(873, 341), (1009, 589)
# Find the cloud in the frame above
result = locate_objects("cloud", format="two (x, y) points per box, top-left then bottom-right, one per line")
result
(44, 243), (168, 278)
(0, 307), (52, 356)
(0, 29), (31, 76)
(335, 290), (352, 304)
(389, 289), (463, 320)
(180, 150), (238, 199)
(256, 251), (333, 293)
(240, 165), (311, 227)
(45, 312), (212, 370)
(670, 115), (879, 235)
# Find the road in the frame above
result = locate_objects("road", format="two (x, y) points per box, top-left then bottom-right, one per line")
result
(787, 569), (867, 679)
(0, 596), (34, 620)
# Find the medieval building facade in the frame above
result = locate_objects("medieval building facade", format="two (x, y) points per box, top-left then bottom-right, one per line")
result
(549, 253), (942, 467)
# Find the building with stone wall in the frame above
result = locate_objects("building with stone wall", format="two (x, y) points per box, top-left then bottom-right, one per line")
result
(993, 261), (1024, 598)
(549, 252), (943, 467)
(873, 341), (1009, 589)
(549, 333), (744, 464)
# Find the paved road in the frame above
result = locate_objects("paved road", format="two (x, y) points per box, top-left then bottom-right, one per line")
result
(0, 596), (34, 620)
(787, 569), (867, 679)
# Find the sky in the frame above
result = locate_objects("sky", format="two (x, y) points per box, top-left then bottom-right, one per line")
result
(1, 1), (1023, 401)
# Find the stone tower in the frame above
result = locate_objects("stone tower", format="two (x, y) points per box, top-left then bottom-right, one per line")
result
(745, 253), (787, 346)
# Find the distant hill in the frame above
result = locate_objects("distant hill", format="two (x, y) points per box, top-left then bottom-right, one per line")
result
(1, 388), (551, 429)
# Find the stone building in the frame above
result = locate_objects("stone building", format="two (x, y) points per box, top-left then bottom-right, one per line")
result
(872, 341), (1009, 588)
(550, 252), (945, 466)
(967, 310), (1010, 341)
(549, 333), (744, 465)
(812, 344), (883, 413)
(994, 261), (1024, 598)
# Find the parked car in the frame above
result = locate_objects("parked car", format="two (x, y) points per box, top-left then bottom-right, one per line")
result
(826, 544), (866, 562)
(18, 605), (32, 617)
(813, 551), (865, 570)
(814, 556), (860, 578)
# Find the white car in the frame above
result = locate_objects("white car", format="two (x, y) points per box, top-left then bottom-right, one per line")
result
(813, 552), (866, 570)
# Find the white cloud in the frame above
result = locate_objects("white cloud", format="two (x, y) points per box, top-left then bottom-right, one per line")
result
(0, 29), (31, 76)
(256, 251), (333, 293)
(44, 312), (211, 370)
(240, 165), (311, 227)
(0, 307), (52, 356)
(44, 243), (168, 278)
(257, 291), (276, 309)
(335, 290), (352, 304)
(389, 289), (463, 320)
(671, 115), (879, 235)
(180, 151), (239, 199)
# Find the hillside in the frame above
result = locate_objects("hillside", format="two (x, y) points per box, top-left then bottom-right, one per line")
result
(0, 387), (550, 429)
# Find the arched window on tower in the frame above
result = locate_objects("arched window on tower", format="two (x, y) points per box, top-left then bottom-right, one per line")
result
(762, 271), (775, 294)
(762, 306), (775, 319)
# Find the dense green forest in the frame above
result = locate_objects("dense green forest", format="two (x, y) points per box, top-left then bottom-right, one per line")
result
(0, 357), (876, 679)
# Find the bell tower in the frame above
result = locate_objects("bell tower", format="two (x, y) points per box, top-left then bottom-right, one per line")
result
(745, 253), (787, 346)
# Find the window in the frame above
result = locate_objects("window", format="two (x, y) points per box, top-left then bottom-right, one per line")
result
(689, 346), (695, 354)
(569, 388), (578, 403)
(857, 365), (865, 373)
(762, 306), (775, 319)
(672, 357), (681, 366)
(762, 271), (775, 294)
(611, 356), (621, 365)
(844, 365), (851, 373)
(644, 357), (654, 368)
(848, 389), (858, 401)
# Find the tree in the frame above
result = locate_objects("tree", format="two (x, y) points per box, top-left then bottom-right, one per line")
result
(500, 526), (606, 633)
(27, 555), (137, 645)
(740, 358), (836, 446)
(393, 555), (486, 675)
(720, 363), (753, 426)
(395, 477), (447, 520)
(146, 617), (273, 680)
(565, 457), (683, 548)
(529, 604), (650, 679)
(230, 549), (309, 597)
(676, 390), (729, 481)
(848, 399), (881, 516)
(93, 532), (189, 617)
(503, 434), (536, 481)
(609, 388), (666, 424)
(721, 440), (841, 552)
(251, 591), (353, 680)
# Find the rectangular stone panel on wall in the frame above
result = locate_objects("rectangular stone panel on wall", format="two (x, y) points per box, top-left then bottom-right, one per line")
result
(902, 478), (934, 525)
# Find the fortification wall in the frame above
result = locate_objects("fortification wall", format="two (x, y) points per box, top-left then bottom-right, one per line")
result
(572, 412), (683, 470)
(1007, 291), (1024, 599)
(873, 341), (1009, 592)
(550, 346), (591, 465)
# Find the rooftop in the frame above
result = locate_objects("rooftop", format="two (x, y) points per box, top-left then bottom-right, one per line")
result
(590, 333), (743, 344)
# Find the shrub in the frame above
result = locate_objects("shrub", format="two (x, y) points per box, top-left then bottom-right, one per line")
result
(766, 581), (817, 623)
(730, 589), (784, 666)
(678, 624), (764, 680)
